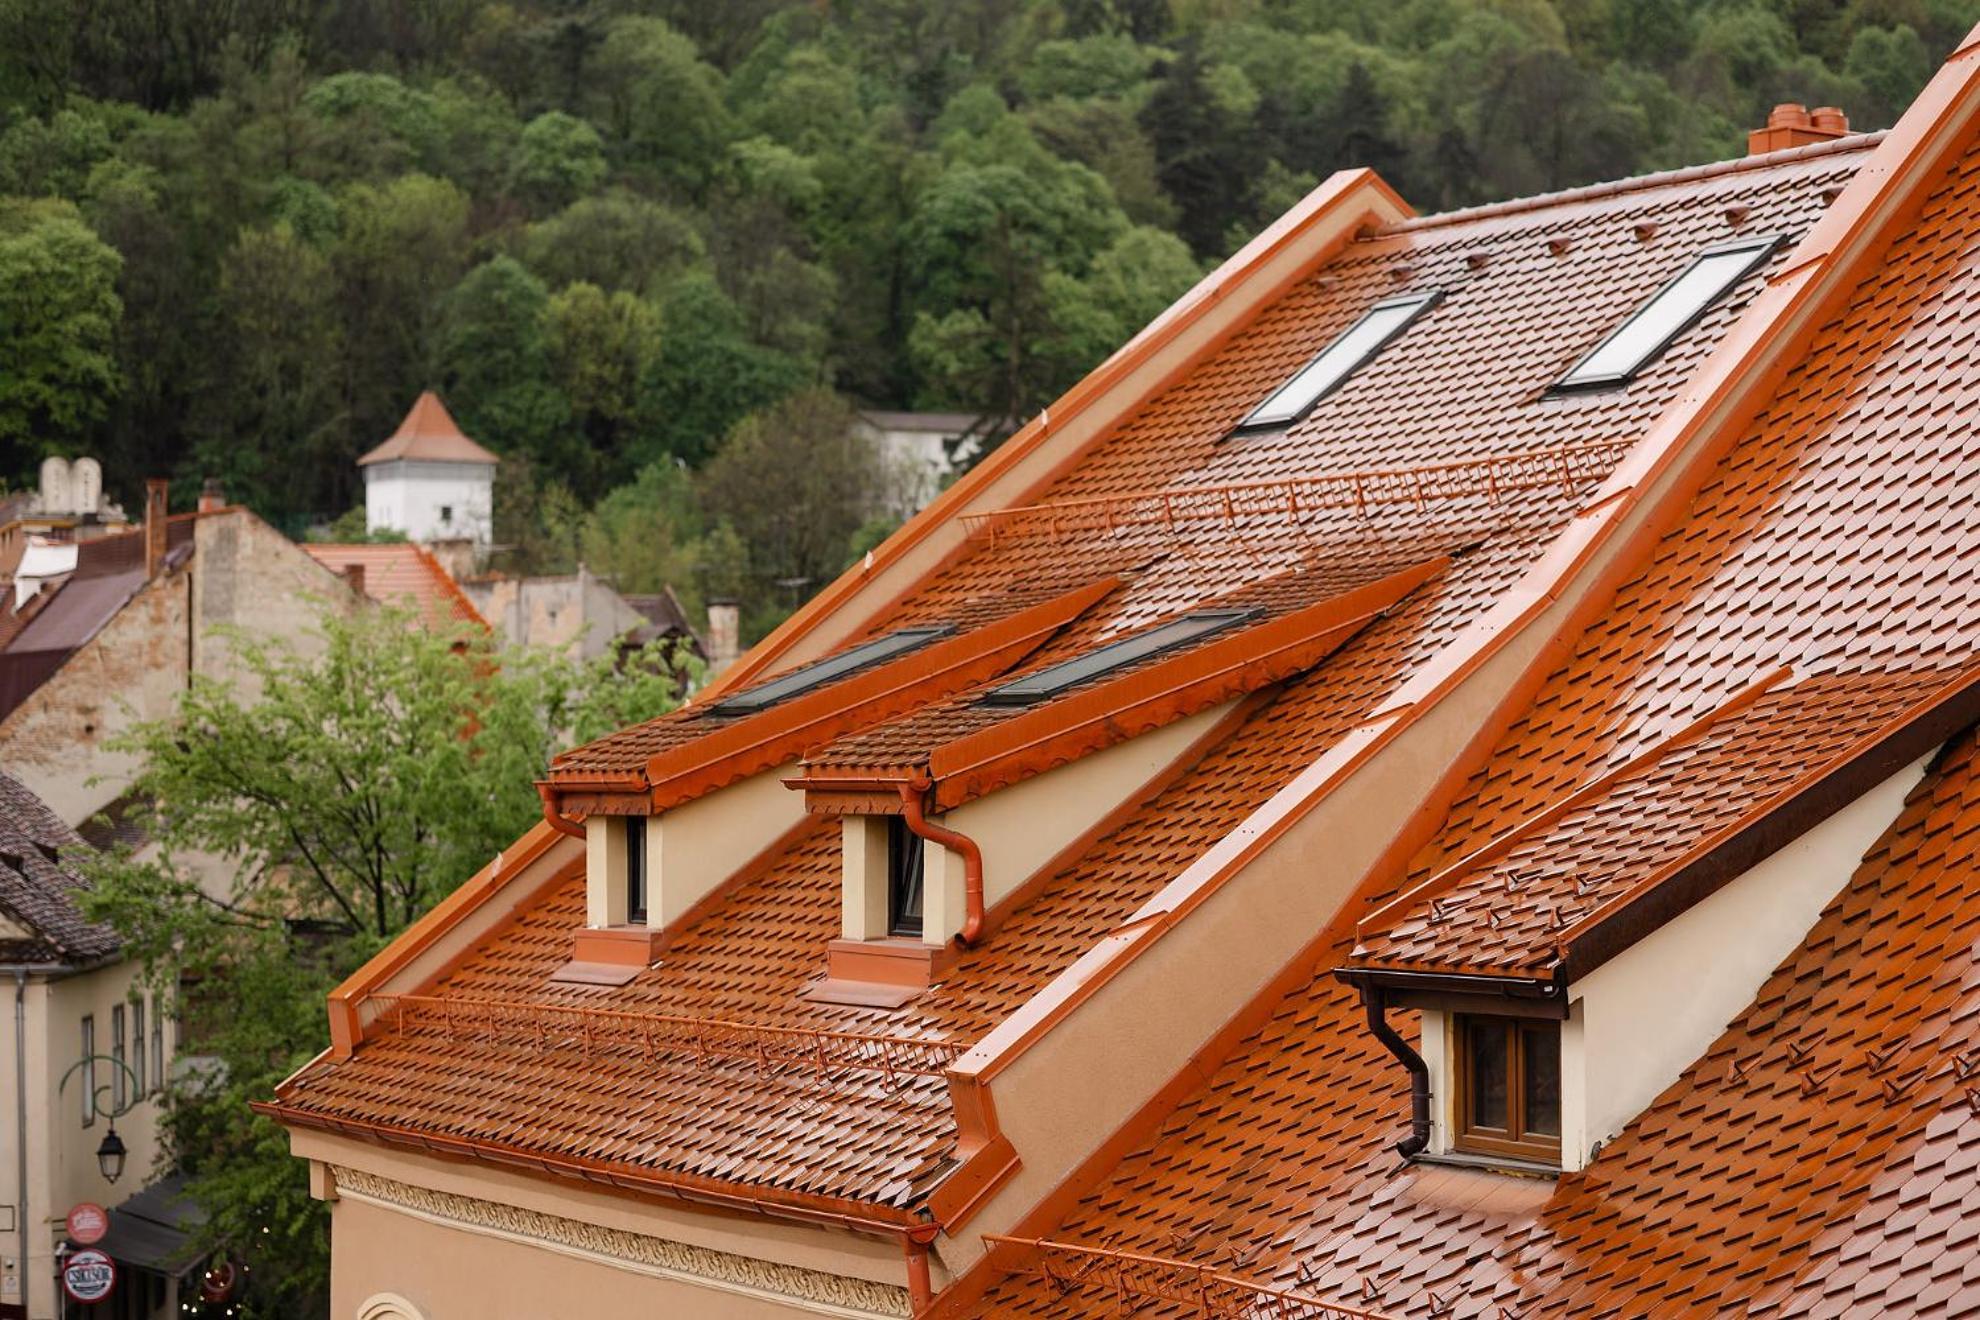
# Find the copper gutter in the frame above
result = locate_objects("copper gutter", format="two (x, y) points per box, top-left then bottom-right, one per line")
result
(903, 1228), (940, 1313)
(535, 781), (586, 839)
(900, 770), (984, 946)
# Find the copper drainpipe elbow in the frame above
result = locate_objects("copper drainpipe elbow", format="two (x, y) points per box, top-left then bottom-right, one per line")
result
(536, 782), (586, 839)
(902, 1228), (939, 1313)
(899, 771), (984, 947)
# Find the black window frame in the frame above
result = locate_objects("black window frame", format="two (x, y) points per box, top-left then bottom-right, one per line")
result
(624, 816), (647, 926)
(710, 626), (954, 718)
(132, 996), (145, 1098)
(1548, 235), (1783, 394)
(981, 609), (1260, 707)
(886, 816), (924, 939)
(1453, 1013), (1561, 1164)
(80, 1014), (95, 1127)
(1226, 290), (1441, 439)
(111, 1002), (127, 1112)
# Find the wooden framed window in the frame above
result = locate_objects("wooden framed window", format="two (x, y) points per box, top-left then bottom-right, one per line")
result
(80, 1015), (95, 1127)
(111, 1003), (127, 1111)
(1454, 1014), (1560, 1162)
(132, 998), (146, 1097)
(886, 816), (924, 938)
(151, 998), (164, 1095)
(624, 817), (647, 926)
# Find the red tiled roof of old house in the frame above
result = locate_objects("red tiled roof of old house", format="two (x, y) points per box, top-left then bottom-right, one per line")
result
(266, 30), (1980, 1319)
(301, 542), (485, 628)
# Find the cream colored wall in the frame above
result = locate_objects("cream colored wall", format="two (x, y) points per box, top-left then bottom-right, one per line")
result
(841, 818), (891, 941)
(330, 1196), (889, 1320)
(294, 1130), (913, 1320)
(650, 765), (805, 928)
(1557, 750), (1932, 1170)
(918, 705), (1229, 946)
(5, 961), (174, 1320)
(585, 815), (631, 928)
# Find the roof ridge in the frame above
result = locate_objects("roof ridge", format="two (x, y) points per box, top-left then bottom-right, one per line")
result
(1379, 132), (1886, 237)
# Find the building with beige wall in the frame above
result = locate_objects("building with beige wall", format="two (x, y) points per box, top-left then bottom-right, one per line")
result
(0, 772), (177, 1320)
(267, 47), (1980, 1320)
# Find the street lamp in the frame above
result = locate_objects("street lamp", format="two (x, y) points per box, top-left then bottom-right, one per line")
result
(57, 1053), (141, 1183)
(94, 1126), (127, 1184)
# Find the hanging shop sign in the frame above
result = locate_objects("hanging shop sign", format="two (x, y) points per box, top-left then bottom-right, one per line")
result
(63, 1204), (107, 1247)
(61, 1249), (115, 1304)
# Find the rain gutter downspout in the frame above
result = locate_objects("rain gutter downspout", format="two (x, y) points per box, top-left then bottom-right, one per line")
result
(1362, 986), (1430, 1158)
(12, 969), (25, 1320)
(900, 771), (984, 946)
(903, 1227), (939, 1314)
(535, 783), (586, 839)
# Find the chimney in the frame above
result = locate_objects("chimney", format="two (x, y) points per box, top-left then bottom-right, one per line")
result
(705, 600), (740, 677)
(143, 479), (168, 581)
(341, 563), (367, 600)
(1748, 103), (1849, 155)
(197, 477), (225, 513)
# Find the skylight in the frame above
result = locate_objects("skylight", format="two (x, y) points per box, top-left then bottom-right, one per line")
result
(1553, 236), (1782, 391)
(710, 626), (951, 716)
(981, 609), (1259, 706)
(1230, 292), (1439, 436)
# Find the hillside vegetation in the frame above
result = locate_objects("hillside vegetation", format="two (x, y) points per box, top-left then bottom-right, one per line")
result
(0, 0), (1968, 627)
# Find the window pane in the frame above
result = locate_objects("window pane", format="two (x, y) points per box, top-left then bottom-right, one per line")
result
(151, 1004), (163, 1095)
(1466, 1017), (1510, 1132)
(624, 817), (647, 925)
(982, 610), (1258, 706)
(112, 1004), (126, 1111)
(712, 627), (951, 716)
(133, 1000), (146, 1097)
(888, 817), (924, 938)
(1236, 292), (1438, 432)
(1522, 1023), (1561, 1138)
(1558, 238), (1779, 388)
(81, 1016), (95, 1127)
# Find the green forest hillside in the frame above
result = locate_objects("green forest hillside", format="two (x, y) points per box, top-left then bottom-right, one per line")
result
(0, 0), (1969, 628)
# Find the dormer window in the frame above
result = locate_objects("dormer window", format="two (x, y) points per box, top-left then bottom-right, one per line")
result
(1551, 236), (1781, 391)
(1228, 291), (1439, 437)
(439, 504), (454, 524)
(623, 816), (647, 925)
(1453, 1014), (1560, 1164)
(887, 816), (924, 938)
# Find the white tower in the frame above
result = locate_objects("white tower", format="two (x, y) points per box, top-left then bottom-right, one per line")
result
(358, 392), (499, 547)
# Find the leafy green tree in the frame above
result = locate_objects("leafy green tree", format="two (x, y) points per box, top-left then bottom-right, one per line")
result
(81, 603), (688, 1315)
(521, 190), (705, 298)
(635, 274), (808, 466)
(589, 17), (733, 197)
(546, 279), (664, 475)
(511, 109), (608, 210)
(0, 198), (122, 476)
(439, 254), (571, 478)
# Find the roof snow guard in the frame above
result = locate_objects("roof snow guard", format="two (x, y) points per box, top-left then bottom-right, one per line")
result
(982, 1237), (1400, 1320)
(960, 440), (1633, 546)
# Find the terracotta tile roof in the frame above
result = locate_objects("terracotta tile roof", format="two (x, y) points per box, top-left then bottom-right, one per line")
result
(269, 141), (1879, 1221)
(355, 391), (499, 467)
(975, 728), (1980, 1318)
(964, 112), (1980, 1319)
(301, 543), (485, 627)
(0, 770), (118, 964)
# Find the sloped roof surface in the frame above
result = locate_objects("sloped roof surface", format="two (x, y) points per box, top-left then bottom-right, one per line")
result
(970, 121), (1980, 1318)
(301, 543), (485, 627)
(356, 391), (499, 467)
(270, 143), (1877, 1216)
(0, 770), (118, 964)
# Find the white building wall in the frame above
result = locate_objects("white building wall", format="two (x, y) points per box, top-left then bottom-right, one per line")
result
(363, 461), (495, 546)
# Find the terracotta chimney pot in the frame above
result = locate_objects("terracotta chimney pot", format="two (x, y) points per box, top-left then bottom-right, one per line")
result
(341, 563), (367, 599)
(143, 479), (168, 581)
(1748, 102), (1850, 156)
(197, 477), (225, 513)
(706, 600), (740, 677)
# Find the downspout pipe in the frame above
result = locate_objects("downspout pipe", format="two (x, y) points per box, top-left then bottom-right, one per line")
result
(13, 969), (26, 1320)
(536, 783), (586, 839)
(1362, 986), (1430, 1158)
(902, 1228), (939, 1314)
(899, 771), (984, 947)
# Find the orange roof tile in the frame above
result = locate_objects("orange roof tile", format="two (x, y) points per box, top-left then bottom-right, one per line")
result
(270, 134), (1886, 1230)
(959, 64), (1980, 1320)
(356, 391), (499, 467)
(302, 543), (485, 628)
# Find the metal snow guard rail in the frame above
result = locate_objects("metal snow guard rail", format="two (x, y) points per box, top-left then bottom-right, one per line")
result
(367, 994), (967, 1081)
(984, 1236), (1402, 1319)
(961, 439), (1633, 544)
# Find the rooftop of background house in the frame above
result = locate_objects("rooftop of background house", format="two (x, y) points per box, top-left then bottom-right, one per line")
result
(355, 391), (500, 468)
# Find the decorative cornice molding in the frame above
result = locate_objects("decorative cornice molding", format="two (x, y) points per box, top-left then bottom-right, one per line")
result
(331, 1166), (911, 1318)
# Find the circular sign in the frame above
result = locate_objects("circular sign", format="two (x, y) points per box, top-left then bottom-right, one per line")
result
(199, 1261), (238, 1303)
(61, 1248), (115, 1304)
(64, 1203), (108, 1246)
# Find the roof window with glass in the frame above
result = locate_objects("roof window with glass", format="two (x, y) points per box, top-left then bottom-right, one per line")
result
(1229, 291), (1439, 437)
(710, 626), (952, 717)
(981, 609), (1258, 707)
(1552, 236), (1782, 391)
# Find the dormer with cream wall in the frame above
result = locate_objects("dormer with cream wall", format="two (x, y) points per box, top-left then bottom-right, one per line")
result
(1413, 749), (1934, 1172)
